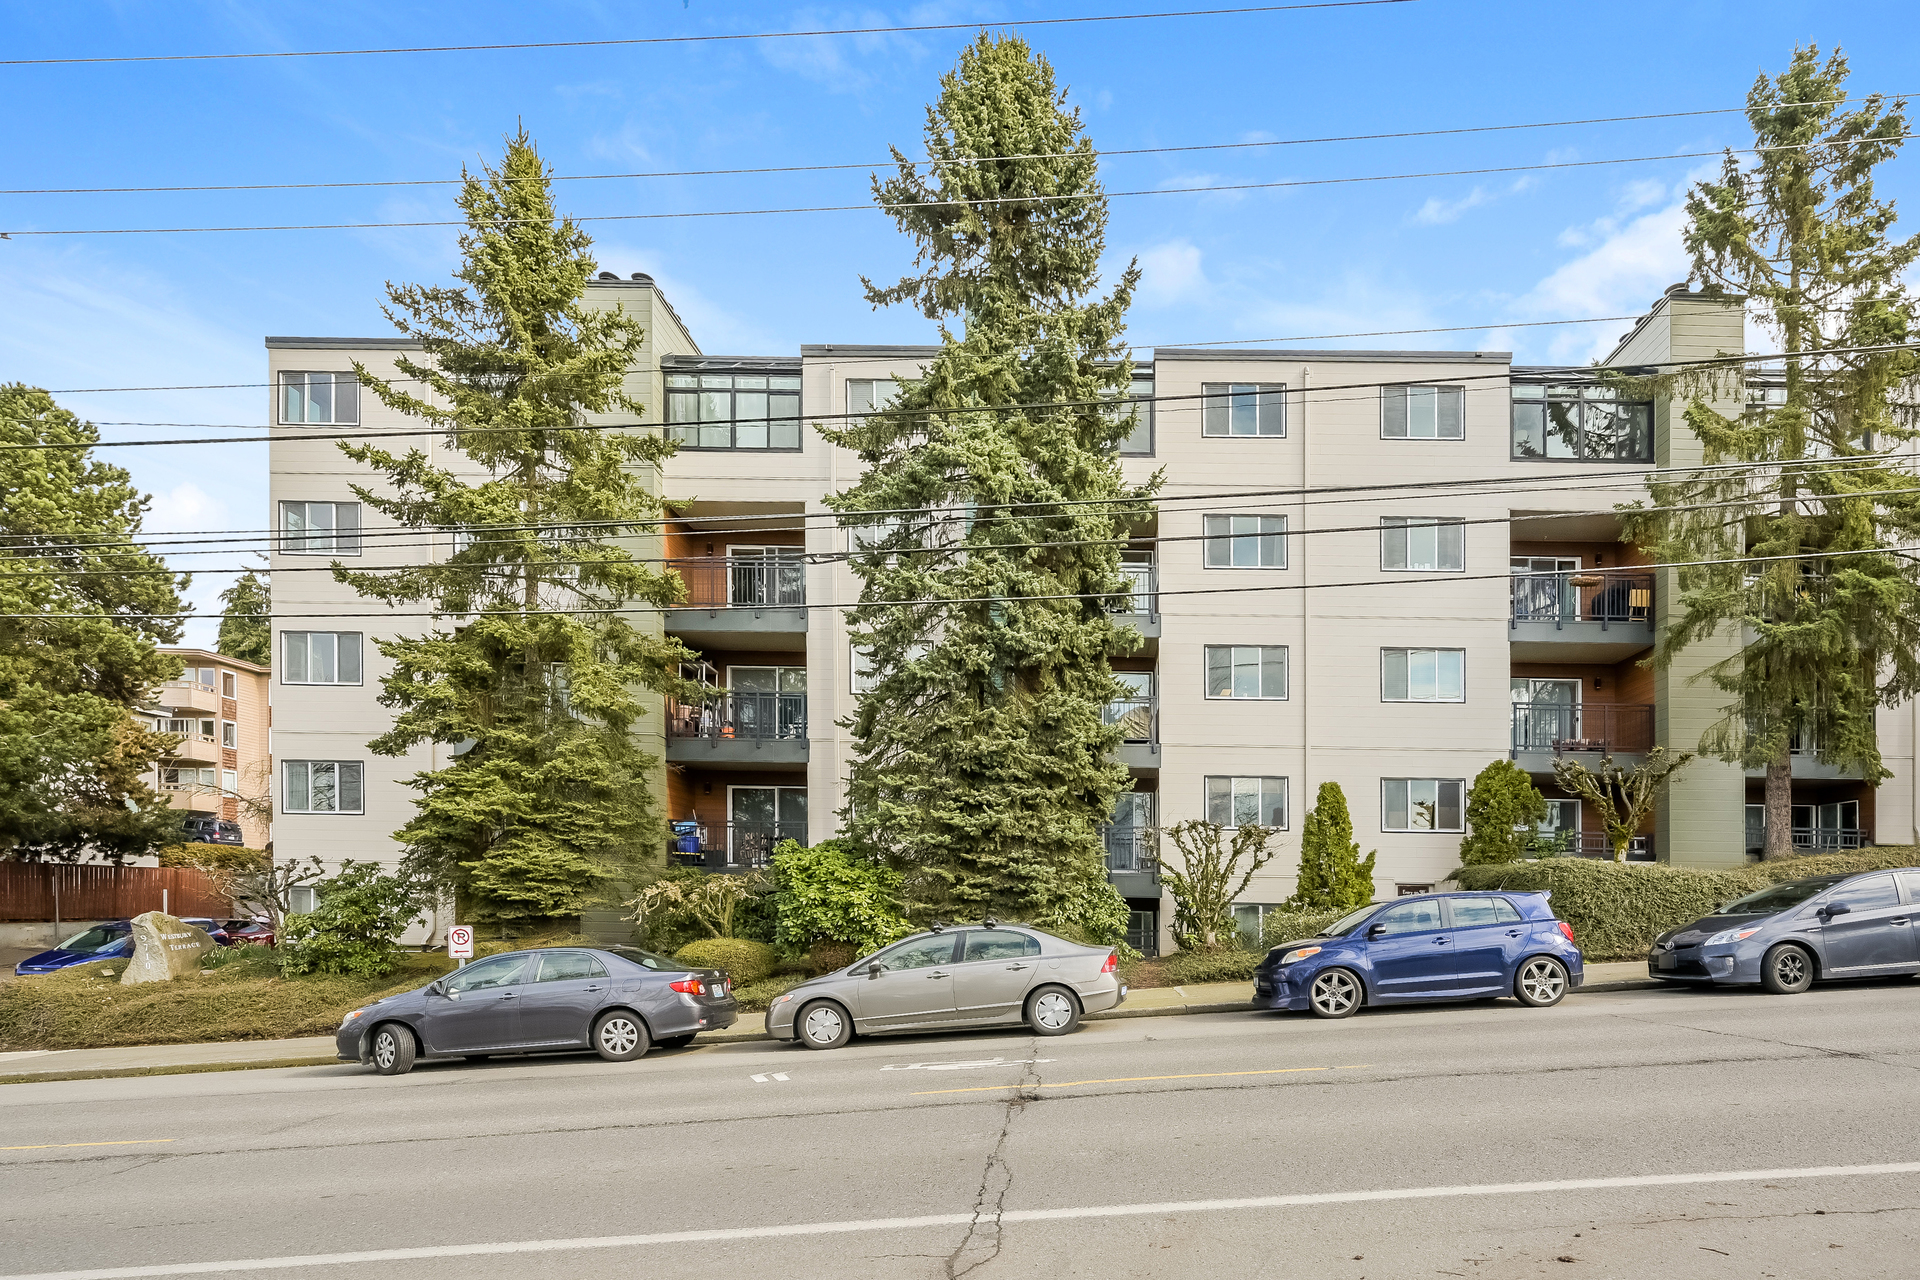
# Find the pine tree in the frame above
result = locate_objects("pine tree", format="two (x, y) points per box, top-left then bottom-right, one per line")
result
(1288, 782), (1377, 911)
(823, 34), (1154, 923)
(335, 130), (686, 924)
(1622, 47), (1920, 858)
(1459, 758), (1548, 865)
(0, 385), (188, 861)
(216, 570), (271, 666)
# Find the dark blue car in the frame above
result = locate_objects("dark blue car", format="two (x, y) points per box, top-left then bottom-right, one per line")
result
(1649, 867), (1920, 992)
(14, 918), (231, 975)
(1252, 891), (1584, 1019)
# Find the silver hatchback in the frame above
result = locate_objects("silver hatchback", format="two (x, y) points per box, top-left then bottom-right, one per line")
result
(765, 923), (1127, 1049)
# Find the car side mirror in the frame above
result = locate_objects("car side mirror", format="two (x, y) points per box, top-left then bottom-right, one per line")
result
(1822, 901), (1851, 917)
(1368, 923), (1388, 939)
(867, 962), (885, 979)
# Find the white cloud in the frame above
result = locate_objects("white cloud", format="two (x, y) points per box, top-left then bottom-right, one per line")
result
(757, 7), (929, 91)
(1135, 239), (1209, 308)
(1413, 186), (1495, 225)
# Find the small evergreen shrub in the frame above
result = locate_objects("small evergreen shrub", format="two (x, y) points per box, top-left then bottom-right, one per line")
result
(1289, 783), (1377, 910)
(674, 938), (777, 983)
(770, 839), (912, 953)
(1165, 949), (1260, 985)
(1258, 909), (1350, 951)
(281, 862), (426, 980)
(1459, 759), (1547, 865)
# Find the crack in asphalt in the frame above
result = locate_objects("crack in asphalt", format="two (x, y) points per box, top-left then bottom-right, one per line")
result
(942, 1039), (1039, 1279)
(1604, 1011), (1920, 1073)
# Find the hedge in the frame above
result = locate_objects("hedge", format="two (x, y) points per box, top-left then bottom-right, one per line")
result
(674, 938), (777, 984)
(1258, 909), (1348, 951)
(1454, 848), (1920, 960)
(1164, 949), (1261, 985)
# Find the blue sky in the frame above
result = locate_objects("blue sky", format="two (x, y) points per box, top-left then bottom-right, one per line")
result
(4, 0), (1917, 644)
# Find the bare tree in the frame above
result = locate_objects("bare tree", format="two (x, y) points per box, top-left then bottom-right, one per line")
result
(1551, 748), (1695, 862)
(1160, 820), (1281, 951)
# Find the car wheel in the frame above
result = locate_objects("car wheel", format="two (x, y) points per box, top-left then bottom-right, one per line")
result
(592, 1011), (650, 1062)
(1514, 957), (1569, 1007)
(1308, 968), (1362, 1019)
(370, 1024), (416, 1076)
(1761, 943), (1814, 995)
(1025, 987), (1081, 1036)
(659, 1034), (696, 1050)
(796, 1000), (852, 1050)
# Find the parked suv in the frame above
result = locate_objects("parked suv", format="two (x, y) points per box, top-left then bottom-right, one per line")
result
(180, 816), (245, 845)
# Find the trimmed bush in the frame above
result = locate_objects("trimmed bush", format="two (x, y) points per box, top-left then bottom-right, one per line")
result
(809, 940), (858, 974)
(1258, 909), (1349, 951)
(158, 842), (269, 872)
(1165, 949), (1261, 985)
(674, 938), (777, 984)
(732, 974), (805, 1012)
(1454, 848), (1920, 959)
(769, 839), (912, 953)
(281, 862), (426, 980)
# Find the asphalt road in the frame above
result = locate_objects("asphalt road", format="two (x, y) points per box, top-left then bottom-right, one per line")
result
(4, 980), (1919, 1280)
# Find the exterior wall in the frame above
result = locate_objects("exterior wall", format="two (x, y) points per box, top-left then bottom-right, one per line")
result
(149, 649), (272, 849)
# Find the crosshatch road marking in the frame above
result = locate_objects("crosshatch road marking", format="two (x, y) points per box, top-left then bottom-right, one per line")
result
(1, 1139), (176, 1152)
(911, 1064), (1373, 1096)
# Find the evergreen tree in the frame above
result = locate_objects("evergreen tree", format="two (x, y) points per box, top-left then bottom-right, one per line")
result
(1622, 47), (1920, 858)
(0, 385), (188, 861)
(1459, 758), (1548, 865)
(824, 34), (1155, 923)
(1288, 782), (1377, 911)
(216, 569), (271, 666)
(335, 130), (686, 924)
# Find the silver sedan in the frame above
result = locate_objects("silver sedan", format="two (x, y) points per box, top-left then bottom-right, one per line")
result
(765, 924), (1127, 1049)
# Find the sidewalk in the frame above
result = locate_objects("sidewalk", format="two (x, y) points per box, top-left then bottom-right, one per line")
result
(0, 960), (1656, 1085)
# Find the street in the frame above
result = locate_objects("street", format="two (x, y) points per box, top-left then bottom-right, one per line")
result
(4, 981), (1919, 1279)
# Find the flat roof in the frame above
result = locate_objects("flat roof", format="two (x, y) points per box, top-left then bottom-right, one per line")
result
(264, 336), (421, 350)
(1153, 347), (1511, 363)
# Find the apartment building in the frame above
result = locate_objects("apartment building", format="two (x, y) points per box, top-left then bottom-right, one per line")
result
(144, 648), (272, 849)
(265, 276), (1918, 954)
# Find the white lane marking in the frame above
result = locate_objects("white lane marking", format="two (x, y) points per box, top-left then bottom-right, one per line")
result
(879, 1057), (1055, 1072)
(11, 1161), (1920, 1279)
(749, 1073), (791, 1084)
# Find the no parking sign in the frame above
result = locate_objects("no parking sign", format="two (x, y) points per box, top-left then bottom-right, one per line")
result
(447, 925), (474, 962)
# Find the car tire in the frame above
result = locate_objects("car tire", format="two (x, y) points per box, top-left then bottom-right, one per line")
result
(1761, 943), (1814, 995)
(1514, 957), (1569, 1007)
(1308, 968), (1363, 1019)
(796, 1000), (853, 1050)
(1025, 986), (1082, 1036)
(592, 1010), (650, 1062)
(659, 1034), (696, 1050)
(370, 1024), (416, 1076)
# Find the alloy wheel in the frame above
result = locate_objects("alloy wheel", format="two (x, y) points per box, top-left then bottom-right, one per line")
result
(1032, 991), (1074, 1030)
(1310, 970), (1359, 1018)
(599, 1017), (640, 1056)
(804, 1005), (845, 1045)
(1519, 959), (1566, 1005)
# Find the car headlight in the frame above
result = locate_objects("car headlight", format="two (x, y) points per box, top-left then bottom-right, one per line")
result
(1279, 946), (1323, 966)
(1705, 927), (1762, 946)
(341, 1008), (367, 1026)
(774, 993), (795, 1005)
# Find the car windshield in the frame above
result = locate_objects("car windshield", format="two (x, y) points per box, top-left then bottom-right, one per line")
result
(58, 924), (128, 954)
(607, 947), (689, 972)
(1712, 877), (1846, 916)
(1317, 904), (1386, 938)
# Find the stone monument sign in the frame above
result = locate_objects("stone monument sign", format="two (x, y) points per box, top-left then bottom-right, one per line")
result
(121, 911), (218, 984)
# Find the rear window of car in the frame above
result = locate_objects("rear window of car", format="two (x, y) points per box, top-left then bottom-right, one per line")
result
(1448, 897), (1522, 926)
(604, 947), (691, 972)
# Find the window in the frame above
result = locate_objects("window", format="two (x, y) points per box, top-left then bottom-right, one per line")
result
(535, 951), (608, 982)
(1204, 645), (1288, 699)
(666, 371), (803, 449)
(1380, 517), (1465, 572)
(1110, 375), (1154, 455)
(1448, 896), (1522, 927)
(1381, 385), (1464, 439)
(279, 371), (360, 425)
(1372, 899), (1444, 935)
(1231, 903), (1283, 944)
(160, 766), (217, 789)
(1511, 384), (1653, 462)
(1382, 779), (1465, 832)
(221, 672), (237, 698)
(222, 769), (238, 794)
(847, 378), (899, 419)
(1382, 648), (1464, 702)
(280, 501), (361, 555)
(726, 546), (804, 606)
(1202, 515), (1287, 568)
(876, 934), (960, 971)
(288, 886), (319, 914)
(1836, 874), (1901, 910)
(445, 954), (532, 993)
(1205, 776), (1288, 829)
(853, 642), (929, 693)
(221, 721), (237, 748)
(962, 931), (1042, 962)
(1202, 383), (1285, 436)
(283, 760), (365, 814)
(283, 631), (364, 684)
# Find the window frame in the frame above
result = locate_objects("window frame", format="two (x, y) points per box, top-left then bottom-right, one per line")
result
(279, 501), (362, 557)
(281, 631), (365, 685)
(1380, 778), (1467, 833)
(1380, 647), (1466, 703)
(1380, 384), (1466, 440)
(1203, 775), (1290, 830)
(220, 721), (237, 749)
(1114, 375), (1155, 456)
(278, 371), (361, 426)
(221, 671), (237, 698)
(1379, 517), (1466, 572)
(665, 370), (804, 451)
(282, 759), (366, 815)
(1510, 384), (1655, 463)
(1202, 514), (1288, 570)
(1203, 644), (1289, 700)
(1201, 383), (1287, 438)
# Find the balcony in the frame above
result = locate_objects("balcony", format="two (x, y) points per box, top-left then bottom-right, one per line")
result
(665, 556), (807, 649)
(1104, 695), (1159, 770)
(1103, 825), (1161, 896)
(1559, 833), (1655, 862)
(1114, 562), (1160, 645)
(1511, 702), (1654, 771)
(1509, 571), (1655, 662)
(159, 728), (222, 763)
(666, 821), (805, 872)
(666, 693), (808, 768)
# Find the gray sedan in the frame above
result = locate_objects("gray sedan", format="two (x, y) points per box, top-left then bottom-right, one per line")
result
(765, 924), (1127, 1049)
(336, 946), (739, 1075)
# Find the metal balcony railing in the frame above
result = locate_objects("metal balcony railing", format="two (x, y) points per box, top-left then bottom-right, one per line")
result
(1118, 564), (1157, 616)
(1103, 826), (1160, 875)
(667, 556), (806, 610)
(668, 692), (808, 742)
(1511, 702), (1655, 756)
(665, 821), (806, 870)
(1510, 571), (1654, 629)
(1103, 695), (1157, 744)
(1791, 827), (1870, 852)
(1559, 833), (1655, 862)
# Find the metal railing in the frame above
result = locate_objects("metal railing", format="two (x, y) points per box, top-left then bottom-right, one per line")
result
(666, 821), (807, 870)
(1510, 702), (1655, 755)
(1510, 571), (1654, 629)
(1103, 695), (1157, 744)
(1118, 563), (1157, 616)
(1791, 827), (1870, 852)
(667, 556), (806, 609)
(1103, 826), (1160, 874)
(668, 692), (808, 741)
(1562, 833), (1655, 862)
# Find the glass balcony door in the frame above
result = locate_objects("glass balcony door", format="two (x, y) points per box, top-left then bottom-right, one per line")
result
(728, 786), (808, 864)
(1511, 557), (1578, 620)
(728, 546), (805, 606)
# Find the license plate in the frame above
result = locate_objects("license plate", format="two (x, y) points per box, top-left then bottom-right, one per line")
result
(1658, 952), (1676, 970)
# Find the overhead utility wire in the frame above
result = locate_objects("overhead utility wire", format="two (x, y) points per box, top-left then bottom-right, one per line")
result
(9, 135), (1908, 238)
(0, 3), (1416, 67)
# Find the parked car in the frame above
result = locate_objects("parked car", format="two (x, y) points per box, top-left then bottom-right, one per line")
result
(765, 923), (1126, 1050)
(179, 816), (246, 845)
(335, 946), (738, 1076)
(14, 917), (231, 975)
(1251, 891), (1584, 1019)
(222, 918), (276, 947)
(1648, 868), (1920, 993)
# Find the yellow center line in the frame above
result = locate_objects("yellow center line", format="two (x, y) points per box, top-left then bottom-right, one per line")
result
(1, 1139), (176, 1151)
(912, 1065), (1373, 1096)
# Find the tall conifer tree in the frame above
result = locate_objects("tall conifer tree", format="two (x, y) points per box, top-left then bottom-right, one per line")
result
(337, 131), (686, 923)
(1623, 47), (1920, 857)
(825, 34), (1153, 922)
(216, 570), (271, 666)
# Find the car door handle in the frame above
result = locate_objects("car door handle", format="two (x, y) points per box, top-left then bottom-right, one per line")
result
(497, 991), (517, 999)
(927, 971), (950, 979)
(583, 984), (604, 991)
(1505, 930), (1523, 937)
(1005, 963), (1030, 971)
(1433, 936), (1450, 944)
(1893, 918), (1911, 926)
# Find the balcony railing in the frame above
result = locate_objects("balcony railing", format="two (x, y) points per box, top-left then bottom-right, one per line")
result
(668, 692), (808, 741)
(1560, 833), (1655, 862)
(1511, 702), (1655, 756)
(1118, 564), (1157, 616)
(1791, 827), (1870, 852)
(666, 821), (806, 870)
(1510, 572), (1654, 629)
(667, 556), (805, 610)
(1103, 825), (1160, 874)
(1104, 695), (1157, 744)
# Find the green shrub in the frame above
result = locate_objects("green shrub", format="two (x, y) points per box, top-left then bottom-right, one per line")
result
(1035, 874), (1131, 948)
(675, 937), (777, 983)
(731, 974), (805, 1011)
(1165, 949), (1260, 985)
(770, 839), (913, 952)
(281, 862), (426, 980)
(1454, 848), (1920, 959)
(1459, 759), (1547, 865)
(1258, 909), (1349, 951)
(1290, 782), (1376, 910)
(158, 842), (269, 872)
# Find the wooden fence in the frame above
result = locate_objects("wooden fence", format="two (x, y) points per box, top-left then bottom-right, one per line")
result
(0, 863), (231, 924)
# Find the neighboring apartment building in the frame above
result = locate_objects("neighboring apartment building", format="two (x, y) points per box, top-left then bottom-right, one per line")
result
(265, 276), (1919, 954)
(143, 648), (272, 849)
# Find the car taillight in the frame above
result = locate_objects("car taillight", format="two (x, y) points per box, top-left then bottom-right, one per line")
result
(670, 978), (704, 995)
(1100, 952), (1118, 974)
(1558, 921), (1576, 944)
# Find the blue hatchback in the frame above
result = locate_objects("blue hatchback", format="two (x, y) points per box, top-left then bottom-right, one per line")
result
(14, 918), (230, 975)
(1251, 891), (1585, 1019)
